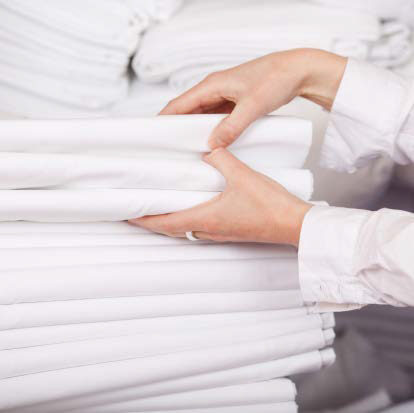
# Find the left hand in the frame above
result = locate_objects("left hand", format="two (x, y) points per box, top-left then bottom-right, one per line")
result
(129, 149), (312, 247)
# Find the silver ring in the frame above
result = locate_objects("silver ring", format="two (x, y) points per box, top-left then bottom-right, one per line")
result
(185, 231), (199, 241)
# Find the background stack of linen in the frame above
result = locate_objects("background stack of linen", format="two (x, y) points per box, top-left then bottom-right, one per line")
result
(0, 0), (182, 112)
(0, 115), (335, 412)
(133, 0), (413, 92)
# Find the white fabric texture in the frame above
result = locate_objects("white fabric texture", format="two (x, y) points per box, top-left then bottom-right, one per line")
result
(0, 315), (329, 378)
(0, 257), (300, 303)
(72, 380), (297, 412)
(0, 328), (333, 411)
(308, 0), (414, 28)
(0, 309), (314, 349)
(0, 0), (184, 110)
(0, 115), (312, 221)
(0, 152), (312, 194)
(299, 59), (414, 308)
(321, 59), (414, 173)
(0, 291), (304, 329)
(0, 115), (311, 162)
(133, 0), (412, 89)
(0, 0), (142, 109)
(39, 350), (334, 413)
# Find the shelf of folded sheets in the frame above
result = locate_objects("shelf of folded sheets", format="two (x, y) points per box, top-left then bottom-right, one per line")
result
(0, 115), (335, 412)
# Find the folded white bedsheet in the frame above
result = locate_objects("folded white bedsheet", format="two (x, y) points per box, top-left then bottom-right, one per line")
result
(0, 0), (143, 53)
(73, 380), (296, 412)
(0, 152), (312, 195)
(134, 0), (411, 89)
(0, 290), (303, 329)
(0, 309), (314, 349)
(0, 232), (207, 248)
(0, 243), (297, 271)
(0, 221), (151, 234)
(0, 315), (329, 379)
(45, 350), (333, 413)
(0, 61), (129, 110)
(0, 115), (311, 161)
(0, 328), (333, 411)
(0, 257), (299, 304)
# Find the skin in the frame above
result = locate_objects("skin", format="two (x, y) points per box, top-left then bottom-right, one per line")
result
(129, 48), (347, 247)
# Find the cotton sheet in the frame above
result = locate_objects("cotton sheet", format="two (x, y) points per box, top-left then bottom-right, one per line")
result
(0, 308), (314, 349)
(0, 315), (330, 379)
(0, 257), (299, 304)
(0, 152), (312, 195)
(72, 380), (297, 412)
(39, 350), (333, 413)
(0, 328), (333, 411)
(0, 115), (311, 162)
(0, 243), (297, 270)
(0, 290), (304, 329)
(133, 0), (412, 91)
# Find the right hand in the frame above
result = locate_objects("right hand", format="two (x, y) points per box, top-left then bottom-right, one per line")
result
(160, 48), (347, 149)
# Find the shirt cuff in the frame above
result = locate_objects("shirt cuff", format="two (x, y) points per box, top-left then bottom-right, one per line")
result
(298, 205), (385, 307)
(321, 58), (414, 172)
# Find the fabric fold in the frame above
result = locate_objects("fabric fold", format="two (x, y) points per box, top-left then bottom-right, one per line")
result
(0, 152), (313, 197)
(0, 243), (297, 270)
(0, 308), (311, 350)
(38, 350), (328, 413)
(0, 315), (326, 379)
(0, 115), (311, 164)
(72, 380), (297, 412)
(0, 257), (299, 304)
(0, 328), (332, 411)
(0, 290), (304, 330)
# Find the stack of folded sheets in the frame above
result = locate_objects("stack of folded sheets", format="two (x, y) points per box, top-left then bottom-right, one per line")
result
(0, 0), (183, 112)
(133, 0), (413, 91)
(0, 115), (335, 412)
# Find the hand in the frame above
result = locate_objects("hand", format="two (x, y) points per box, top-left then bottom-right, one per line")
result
(160, 48), (347, 149)
(129, 149), (312, 247)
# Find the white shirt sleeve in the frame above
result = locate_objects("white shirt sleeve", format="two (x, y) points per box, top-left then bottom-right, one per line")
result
(298, 59), (414, 308)
(320, 58), (414, 172)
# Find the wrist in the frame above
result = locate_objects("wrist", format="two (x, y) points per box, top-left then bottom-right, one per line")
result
(298, 49), (347, 110)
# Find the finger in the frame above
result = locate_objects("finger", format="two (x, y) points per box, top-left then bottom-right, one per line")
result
(208, 99), (264, 149)
(159, 74), (227, 115)
(203, 148), (249, 181)
(128, 196), (219, 234)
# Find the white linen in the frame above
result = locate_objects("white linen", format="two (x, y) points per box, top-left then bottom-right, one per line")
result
(44, 350), (333, 413)
(0, 243), (297, 270)
(0, 0), (141, 109)
(127, 0), (184, 23)
(0, 308), (313, 349)
(0, 221), (151, 234)
(133, 0), (411, 89)
(0, 257), (299, 304)
(298, 58), (414, 308)
(0, 328), (333, 411)
(0, 115), (311, 164)
(73, 380), (296, 412)
(0, 315), (328, 379)
(0, 290), (304, 329)
(308, 0), (414, 27)
(0, 152), (312, 195)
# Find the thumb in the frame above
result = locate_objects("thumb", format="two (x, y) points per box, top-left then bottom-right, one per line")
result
(208, 99), (262, 149)
(203, 148), (248, 182)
